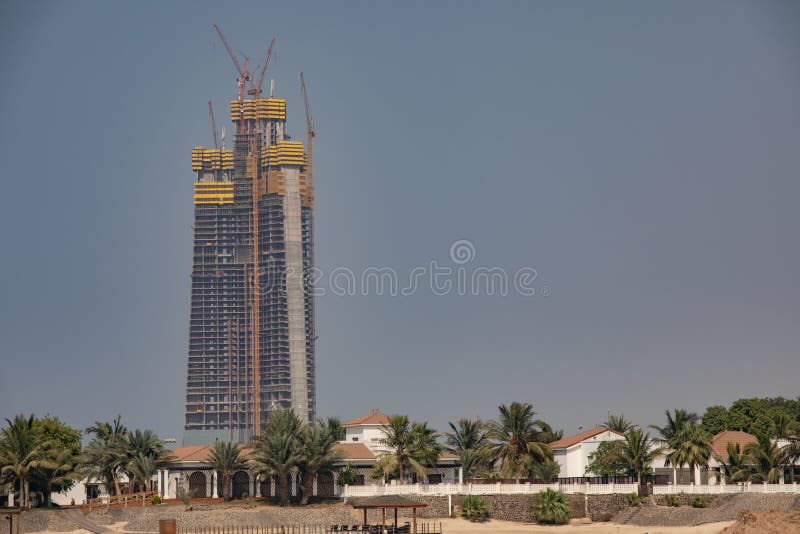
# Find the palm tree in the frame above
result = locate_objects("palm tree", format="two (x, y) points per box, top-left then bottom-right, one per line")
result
(374, 416), (441, 484)
(31, 445), (81, 507)
(622, 428), (660, 484)
(665, 422), (712, 485)
(530, 460), (560, 483)
(297, 421), (343, 505)
(531, 488), (570, 525)
(445, 419), (488, 478)
(0, 415), (47, 508)
(650, 409), (700, 441)
(205, 441), (248, 499)
(538, 422), (563, 444)
(250, 410), (304, 505)
(324, 418), (345, 442)
(744, 435), (786, 483)
(605, 414), (635, 434)
(714, 443), (752, 484)
(124, 429), (169, 492)
(83, 416), (128, 495)
(771, 413), (799, 440)
(127, 453), (157, 492)
(485, 402), (553, 481)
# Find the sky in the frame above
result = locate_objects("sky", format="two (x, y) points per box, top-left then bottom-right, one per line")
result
(0, 1), (798, 443)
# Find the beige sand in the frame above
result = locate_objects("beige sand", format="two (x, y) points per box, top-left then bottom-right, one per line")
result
(430, 517), (735, 534)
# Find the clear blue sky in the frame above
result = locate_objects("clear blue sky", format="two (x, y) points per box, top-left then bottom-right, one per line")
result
(1, 1), (798, 441)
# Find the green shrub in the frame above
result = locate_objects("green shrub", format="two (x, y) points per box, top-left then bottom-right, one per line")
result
(531, 489), (571, 525)
(691, 496), (706, 508)
(461, 495), (489, 521)
(176, 486), (196, 511)
(626, 492), (643, 506)
(664, 494), (680, 507)
(338, 463), (357, 486)
(150, 495), (162, 505)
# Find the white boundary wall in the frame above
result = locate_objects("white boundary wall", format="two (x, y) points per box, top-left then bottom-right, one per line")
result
(653, 482), (800, 494)
(340, 482), (639, 497)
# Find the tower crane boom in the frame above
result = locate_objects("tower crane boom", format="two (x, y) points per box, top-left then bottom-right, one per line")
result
(250, 37), (276, 96)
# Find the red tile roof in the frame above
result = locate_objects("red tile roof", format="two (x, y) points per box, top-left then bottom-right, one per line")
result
(711, 431), (758, 462)
(333, 442), (376, 461)
(342, 412), (391, 426)
(170, 444), (255, 463)
(549, 427), (624, 449)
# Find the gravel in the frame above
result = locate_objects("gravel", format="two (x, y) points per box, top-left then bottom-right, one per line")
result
(624, 494), (800, 527)
(86, 503), (356, 532)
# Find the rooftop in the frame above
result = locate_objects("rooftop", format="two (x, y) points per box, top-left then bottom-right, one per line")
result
(711, 430), (758, 462)
(549, 427), (624, 449)
(343, 411), (392, 427)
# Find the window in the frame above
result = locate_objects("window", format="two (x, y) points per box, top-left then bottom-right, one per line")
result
(351, 437), (359, 442)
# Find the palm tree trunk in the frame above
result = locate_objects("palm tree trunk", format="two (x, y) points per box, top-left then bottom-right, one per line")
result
(300, 472), (314, 505)
(114, 475), (121, 497)
(278, 474), (289, 505)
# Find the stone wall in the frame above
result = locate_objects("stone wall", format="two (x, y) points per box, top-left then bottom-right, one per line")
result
(357, 493), (631, 523)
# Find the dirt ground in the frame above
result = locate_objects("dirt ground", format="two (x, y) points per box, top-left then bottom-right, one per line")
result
(720, 509), (800, 534)
(415, 518), (735, 534)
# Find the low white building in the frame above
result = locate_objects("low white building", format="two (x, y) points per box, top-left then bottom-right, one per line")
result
(551, 427), (625, 478)
(155, 411), (460, 500)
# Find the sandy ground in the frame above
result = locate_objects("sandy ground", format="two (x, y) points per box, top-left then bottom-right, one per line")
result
(28, 519), (738, 534)
(427, 518), (735, 534)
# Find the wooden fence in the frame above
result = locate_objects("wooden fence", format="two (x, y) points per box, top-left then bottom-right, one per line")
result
(177, 525), (441, 534)
(83, 490), (158, 511)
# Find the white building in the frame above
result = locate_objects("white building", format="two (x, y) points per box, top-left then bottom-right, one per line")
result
(551, 427), (625, 478)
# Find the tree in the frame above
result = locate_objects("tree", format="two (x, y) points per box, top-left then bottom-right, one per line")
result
(250, 410), (304, 505)
(324, 418), (346, 442)
(206, 441), (248, 499)
(701, 405), (730, 436)
(650, 409), (700, 441)
(485, 402), (553, 481)
(714, 443), (752, 484)
(83, 416), (128, 496)
(771, 413), (799, 440)
(29, 416), (82, 507)
(622, 428), (660, 485)
(530, 460), (560, 483)
(586, 440), (630, 477)
(0, 415), (47, 508)
(373, 416), (441, 483)
(744, 435), (786, 483)
(123, 429), (169, 492)
(665, 422), (712, 485)
(605, 413), (634, 434)
(538, 422), (563, 444)
(297, 420), (343, 505)
(445, 419), (488, 478)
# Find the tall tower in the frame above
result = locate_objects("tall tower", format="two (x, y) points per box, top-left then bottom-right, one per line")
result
(184, 88), (316, 446)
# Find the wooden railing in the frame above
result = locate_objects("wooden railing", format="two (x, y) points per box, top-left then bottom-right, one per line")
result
(83, 490), (158, 511)
(177, 525), (441, 534)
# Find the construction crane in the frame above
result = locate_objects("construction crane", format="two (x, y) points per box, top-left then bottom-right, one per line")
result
(249, 37), (276, 97)
(300, 72), (315, 189)
(208, 100), (219, 149)
(212, 23), (251, 103)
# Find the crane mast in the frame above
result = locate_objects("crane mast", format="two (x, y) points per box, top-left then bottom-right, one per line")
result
(208, 100), (219, 149)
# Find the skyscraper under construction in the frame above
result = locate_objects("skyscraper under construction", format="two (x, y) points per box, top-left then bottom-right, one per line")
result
(184, 30), (315, 445)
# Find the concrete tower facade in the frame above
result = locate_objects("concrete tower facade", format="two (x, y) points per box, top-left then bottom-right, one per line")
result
(184, 93), (315, 446)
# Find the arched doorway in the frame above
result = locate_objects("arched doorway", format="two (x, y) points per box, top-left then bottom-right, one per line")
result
(316, 472), (335, 497)
(188, 471), (207, 498)
(232, 471), (250, 498)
